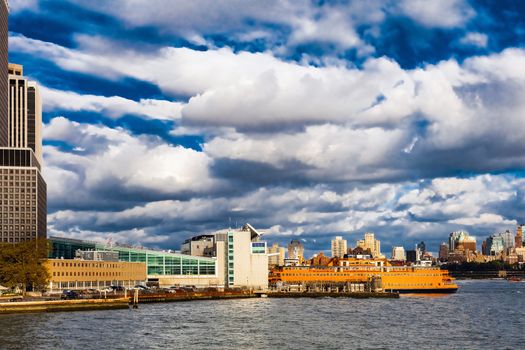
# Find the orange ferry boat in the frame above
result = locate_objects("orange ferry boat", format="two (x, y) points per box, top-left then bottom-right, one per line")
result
(269, 258), (458, 293)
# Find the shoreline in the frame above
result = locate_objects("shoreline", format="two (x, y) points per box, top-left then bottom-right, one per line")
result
(0, 290), (400, 314)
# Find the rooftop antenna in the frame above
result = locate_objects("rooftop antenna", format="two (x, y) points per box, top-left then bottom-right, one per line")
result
(229, 217), (231, 230)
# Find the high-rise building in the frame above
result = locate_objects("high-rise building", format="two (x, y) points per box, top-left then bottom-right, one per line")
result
(267, 243), (285, 267)
(8, 63), (43, 163)
(288, 239), (304, 262)
(406, 250), (417, 263)
(0, 5), (47, 244)
(417, 241), (426, 254)
(485, 234), (504, 255)
(0, 61), (47, 243)
(449, 230), (476, 252)
(484, 231), (515, 256)
(500, 230), (514, 250)
(0, 1), (8, 145)
(331, 236), (347, 258)
(516, 224), (524, 249)
(438, 242), (449, 261)
(391, 246), (406, 261)
(356, 232), (381, 257)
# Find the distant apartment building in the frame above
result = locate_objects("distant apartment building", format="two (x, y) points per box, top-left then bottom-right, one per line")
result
(356, 232), (381, 258)
(391, 246), (406, 261)
(500, 230), (515, 250)
(416, 241), (426, 254)
(516, 224), (524, 248)
(331, 236), (347, 258)
(406, 249), (417, 263)
(438, 242), (449, 261)
(267, 243), (285, 267)
(288, 239), (304, 262)
(483, 232), (511, 256)
(449, 230), (476, 252)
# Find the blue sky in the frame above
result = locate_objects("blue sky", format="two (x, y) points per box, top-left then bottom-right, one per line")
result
(8, 0), (525, 256)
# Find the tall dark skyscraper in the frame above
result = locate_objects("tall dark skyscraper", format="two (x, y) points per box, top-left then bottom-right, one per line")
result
(0, 1), (8, 146)
(0, 2), (47, 243)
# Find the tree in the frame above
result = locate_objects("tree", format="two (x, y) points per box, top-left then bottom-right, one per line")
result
(0, 239), (50, 293)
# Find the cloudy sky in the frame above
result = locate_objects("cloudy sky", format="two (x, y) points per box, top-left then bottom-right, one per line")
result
(8, 0), (525, 255)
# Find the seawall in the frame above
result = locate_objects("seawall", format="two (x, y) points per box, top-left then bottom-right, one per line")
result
(0, 298), (129, 314)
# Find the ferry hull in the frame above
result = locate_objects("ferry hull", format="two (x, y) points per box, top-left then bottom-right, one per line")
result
(393, 287), (458, 294)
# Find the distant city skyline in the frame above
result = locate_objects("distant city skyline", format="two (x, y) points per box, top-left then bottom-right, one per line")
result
(5, 0), (525, 253)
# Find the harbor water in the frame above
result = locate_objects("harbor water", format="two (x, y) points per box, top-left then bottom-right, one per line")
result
(0, 280), (523, 349)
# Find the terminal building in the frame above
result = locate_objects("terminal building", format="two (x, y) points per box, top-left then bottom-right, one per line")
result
(48, 223), (269, 290)
(49, 236), (219, 288)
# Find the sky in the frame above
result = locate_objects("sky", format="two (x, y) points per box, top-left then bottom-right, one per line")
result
(7, 0), (525, 256)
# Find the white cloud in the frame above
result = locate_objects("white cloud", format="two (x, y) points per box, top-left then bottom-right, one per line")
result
(460, 32), (488, 48)
(41, 86), (184, 120)
(7, 0), (38, 12)
(42, 117), (221, 209)
(398, 0), (474, 28)
(13, 33), (525, 183)
(449, 213), (515, 226)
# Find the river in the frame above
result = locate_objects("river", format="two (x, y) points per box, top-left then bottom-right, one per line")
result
(0, 279), (523, 349)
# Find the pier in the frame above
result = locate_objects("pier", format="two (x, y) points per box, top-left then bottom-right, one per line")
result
(262, 291), (399, 298)
(0, 298), (129, 314)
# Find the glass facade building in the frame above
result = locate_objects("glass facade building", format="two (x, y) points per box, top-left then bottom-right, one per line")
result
(49, 236), (216, 277)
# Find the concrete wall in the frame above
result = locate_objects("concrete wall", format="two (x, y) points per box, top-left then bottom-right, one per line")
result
(156, 275), (221, 288)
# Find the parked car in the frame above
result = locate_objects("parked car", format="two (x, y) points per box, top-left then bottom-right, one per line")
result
(134, 285), (149, 290)
(110, 285), (125, 292)
(60, 290), (79, 300)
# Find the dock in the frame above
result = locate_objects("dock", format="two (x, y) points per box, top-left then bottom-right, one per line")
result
(136, 289), (257, 303)
(261, 291), (399, 298)
(0, 298), (129, 314)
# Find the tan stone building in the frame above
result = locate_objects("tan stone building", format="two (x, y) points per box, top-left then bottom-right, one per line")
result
(357, 232), (382, 258)
(331, 236), (347, 258)
(268, 243), (285, 267)
(44, 258), (147, 292)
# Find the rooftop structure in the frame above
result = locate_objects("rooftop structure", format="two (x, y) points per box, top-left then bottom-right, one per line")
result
(180, 234), (214, 256)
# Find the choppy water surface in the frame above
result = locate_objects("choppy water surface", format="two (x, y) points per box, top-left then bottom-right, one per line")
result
(1, 280), (524, 349)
